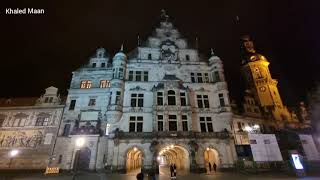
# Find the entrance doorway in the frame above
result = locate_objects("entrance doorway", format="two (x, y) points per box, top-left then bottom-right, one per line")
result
(157, 145), (190, 175)
(126, 147), (143, 174)
(74, 147), (91, 171)
(204, 148), (219, 173)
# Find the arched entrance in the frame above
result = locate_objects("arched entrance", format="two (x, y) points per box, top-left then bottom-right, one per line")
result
(126, 147), (143, 174)
(157, 145), (190, 175)
(74, 147), (91, 171)
(204, 147), (219, 173)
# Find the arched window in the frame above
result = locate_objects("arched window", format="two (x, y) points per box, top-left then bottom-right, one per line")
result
(168, 90), (176, 105)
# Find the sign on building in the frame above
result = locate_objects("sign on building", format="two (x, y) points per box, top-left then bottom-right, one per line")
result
(248, 134), (283, 162)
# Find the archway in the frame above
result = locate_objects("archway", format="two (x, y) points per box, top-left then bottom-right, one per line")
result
(74, 147), (91, 171)
(157, 145), (190, 175)
(204, 147), (219, 173)
(126, 147), (143, 174)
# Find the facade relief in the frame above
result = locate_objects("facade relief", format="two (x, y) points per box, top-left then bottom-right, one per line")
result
(0, 129), (44, 148)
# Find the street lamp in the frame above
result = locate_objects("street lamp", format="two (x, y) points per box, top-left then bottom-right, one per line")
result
(9, 149), (19, 168)
(73, 137), (85, 180)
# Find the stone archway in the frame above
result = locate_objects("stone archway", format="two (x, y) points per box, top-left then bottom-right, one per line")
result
(157, 145), (190, 175)
(203, 147), (219, 173)
(125, 147), (143, 174)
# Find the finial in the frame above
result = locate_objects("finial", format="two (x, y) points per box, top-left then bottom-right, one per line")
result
(120, 44), (124, 52)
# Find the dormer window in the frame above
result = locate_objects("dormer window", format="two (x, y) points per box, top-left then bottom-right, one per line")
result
(80, 80), (92, 89)
(186, 55), (190, 61)
(148, 54), (152, 60)
(101, 63), (105, 68)
(92, 63), (96, 68)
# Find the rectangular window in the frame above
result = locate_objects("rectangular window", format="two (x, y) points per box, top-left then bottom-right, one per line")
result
(197, 94), (209, 108)
(69, 100), (76, 110)
(119, 68), (124, 79)
(100, 80), (110, 88)
(214, 71), (221, 82)
(250, 140), (257, 144)
(129, 71), (134, 81)
(131, 94), (144, 107)
(92, 63), (96, 68)
(88, 99), (96, 106)
(136, 71), (142, 81)
(157, 92), (163, 106)
(182, 115), (188, 131)
(199, 117), (213, 132)
(197, 73), (203, 83)
(168, 115), (177, 131)
(58, 155), (63, 164)
(168, 90), (176, 105)
(219, 93), (225, 107)
(143, 71), (149, 81)
(186, 55), (190, 61)
(191, 73), (195, 83)
(148, 54), (152, 60)
(264, 139), (271, 144)
(158, 115), (164, 131)
(180, 92), (187, 106)
(129, 116), (143, 132)
(115, 91), (121, 105)
(35, 117), (49, 126)
(101, 63), (105, 68)
(62, 124), (71, 136)
(204, 73), (209, 83)
(80, 80), (92, 89)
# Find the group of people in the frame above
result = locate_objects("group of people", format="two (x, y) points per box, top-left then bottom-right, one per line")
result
(208, 162), (217, 173)
(169, 164), (177, 179)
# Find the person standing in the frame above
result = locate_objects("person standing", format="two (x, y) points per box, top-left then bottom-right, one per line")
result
(173, 164), (177, 179)
(208, 162), (212, 173)
(213, 163), (217, 173)
(170, 164), (174, 178)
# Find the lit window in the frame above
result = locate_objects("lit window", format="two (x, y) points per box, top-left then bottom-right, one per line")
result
(219, 93), (225, 107)
(129, 116), (143, 132)
(168, 115), (177, 131)
(80, 80), (92, 89)
(88, 99), (96, 106)
(100, 80), (110, 88)
(180, 92), (187, 106)
(69, 100), (76, 110)
(158, 115), (164, 131)
(199, 117), (213, 132)
(131, 94), (144, 107)
(182, 115), (188, 131)
(157, 92), (163, 106)
(168, 90), (176, 105)
(197, 94), (209, 108)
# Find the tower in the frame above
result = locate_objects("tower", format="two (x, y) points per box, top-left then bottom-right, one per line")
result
(240, 35), (292, 122)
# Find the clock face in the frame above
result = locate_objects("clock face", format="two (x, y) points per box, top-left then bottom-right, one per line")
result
(259, 86), (266, 92)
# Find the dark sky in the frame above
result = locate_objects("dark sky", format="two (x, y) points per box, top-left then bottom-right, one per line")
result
(1, 0), (319, 106)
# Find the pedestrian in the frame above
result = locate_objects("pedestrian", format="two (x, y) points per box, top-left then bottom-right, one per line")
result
(213, 163), (217, 172)
(148, 171), (156, 180)
(173, 164), (177, 179)
(137, 172), (144, 180)
(170, 164), (174, 178)
(208, 162), (212, 173)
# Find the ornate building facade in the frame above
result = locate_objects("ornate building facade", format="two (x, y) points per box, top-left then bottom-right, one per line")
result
(52, 13), (237, 173)
(0, 87), (64, 169)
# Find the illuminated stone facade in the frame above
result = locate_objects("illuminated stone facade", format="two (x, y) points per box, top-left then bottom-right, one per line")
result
(52, 12), (237, 173)
(0, 87), (64, 169)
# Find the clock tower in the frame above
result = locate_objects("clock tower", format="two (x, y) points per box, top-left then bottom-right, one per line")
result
(240, 35), (292, 122)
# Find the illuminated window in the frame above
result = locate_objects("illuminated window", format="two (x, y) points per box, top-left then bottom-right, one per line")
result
(168, 90), (176, 105)
(182, 115), (188, 131)
(130, 94), (144, 107)
(80, 80), (92, 89)
(157, 92), (163, 106)
(197, 94), (209, 108)
(158, 115), (164, 131)
(168, 115), (177, 131)
(88, 99), (96, 106)
(199, 117), (213, 132)
(129, 116), (143, 132)
(100, 80), (110, 88)
(180, 92), (187, 106)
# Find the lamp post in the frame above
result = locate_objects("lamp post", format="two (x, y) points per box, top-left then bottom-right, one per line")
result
(73, 137), (85, 180)
(8, 149), (19, 169)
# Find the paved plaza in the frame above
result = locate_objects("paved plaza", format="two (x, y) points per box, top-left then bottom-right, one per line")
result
(2, 172), (320, 180)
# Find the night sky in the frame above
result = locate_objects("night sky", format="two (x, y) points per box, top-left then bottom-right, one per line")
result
(1, 0), (319, 106)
